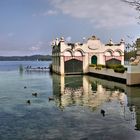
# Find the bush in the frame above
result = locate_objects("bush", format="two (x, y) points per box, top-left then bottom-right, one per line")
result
(89, 64), (96, 67)
(115, 64), (124, 68)
(97, 64), (106, 68)
(89, 64), (126, 73)
(89, 64), (106, 68)
(106, 64), (124, 69)
(95, 67), (101, 70)
(114, 67), (125, 73)
(106, 64), (126, 73)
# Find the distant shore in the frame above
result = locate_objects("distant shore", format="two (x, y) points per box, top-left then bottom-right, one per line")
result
(0, 55), (52, 61)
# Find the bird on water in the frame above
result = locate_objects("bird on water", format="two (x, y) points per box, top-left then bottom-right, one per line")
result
(101, 109), (105, 117)
(26, 100), (31, 104)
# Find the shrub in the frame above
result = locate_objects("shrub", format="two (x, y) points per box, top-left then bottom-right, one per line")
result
(89, 64), (106, 68)
(89, 64), (126, 73)
(95, 67), (101, 70)
(115, 64), (124, 68)
(106, 64), (126, 73)
(97, 64), (106, 68)
(89, 64), (96, 67)
(114, 67), (125, 73)
(106, 64), (124, 69)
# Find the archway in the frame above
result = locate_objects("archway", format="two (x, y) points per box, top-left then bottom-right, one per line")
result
(106, 58), (121, 65)
(91, 55), (97, 65)
(64, 59), (83, 74)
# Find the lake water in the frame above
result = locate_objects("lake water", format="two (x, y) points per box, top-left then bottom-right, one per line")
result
(0, 61), (140, 140)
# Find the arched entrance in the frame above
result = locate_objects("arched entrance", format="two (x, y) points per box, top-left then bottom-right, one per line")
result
(65, 59), (83, 74)
(91, 55), (97, 65)
(106, 58), (121, 65)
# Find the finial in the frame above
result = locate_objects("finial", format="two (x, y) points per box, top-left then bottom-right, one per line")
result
(51, 40), (55, 46)
(60, 37), (64, 41)
(120, 38), (125, 44)
(109, 39), (113, 45)
(55, 38), (59, 45)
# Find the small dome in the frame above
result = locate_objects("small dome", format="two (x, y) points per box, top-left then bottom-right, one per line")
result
(60, 37), (64, 41)
(51, 40), (55, 46)
(55, 38), (59, 45)
(109, 39), (113, 45)
(120, 38), (125, 44)
(92, 35), (97, 39)
(88, 35), (99, 40)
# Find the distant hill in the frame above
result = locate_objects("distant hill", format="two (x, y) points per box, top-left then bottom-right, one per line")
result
(0, 55), (52, 61)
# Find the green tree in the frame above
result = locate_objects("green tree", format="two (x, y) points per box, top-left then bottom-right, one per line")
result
(124, 43), (137, 61)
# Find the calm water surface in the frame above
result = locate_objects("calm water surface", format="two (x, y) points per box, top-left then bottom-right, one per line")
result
(0, 61), (140, 140)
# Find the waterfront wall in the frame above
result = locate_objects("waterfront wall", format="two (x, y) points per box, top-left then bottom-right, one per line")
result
(127, 64), (140, 85)
(52, 64), (140, 85)
(89, 65), (140, 86)
(89, 67), (126, 79)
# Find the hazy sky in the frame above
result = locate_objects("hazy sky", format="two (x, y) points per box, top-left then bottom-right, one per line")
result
(0, 0), (140, 56)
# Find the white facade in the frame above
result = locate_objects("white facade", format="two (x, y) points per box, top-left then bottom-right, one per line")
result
(52, 35), (125, 75)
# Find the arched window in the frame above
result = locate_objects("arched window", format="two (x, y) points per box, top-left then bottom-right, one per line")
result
(64, 50), (72, 56)
(91, 55), (97, 65)
(114, 50), (122, 56)
(75, 51), (83, 56)
(104, 50), (113, 56)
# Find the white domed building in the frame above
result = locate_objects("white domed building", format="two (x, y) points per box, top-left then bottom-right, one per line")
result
(52, 35), (125, 75)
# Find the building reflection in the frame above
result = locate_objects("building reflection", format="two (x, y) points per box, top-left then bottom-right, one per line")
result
(126, 86), (140, 130)
(52, 74), (123, 107)
(52, 74), (138, 130)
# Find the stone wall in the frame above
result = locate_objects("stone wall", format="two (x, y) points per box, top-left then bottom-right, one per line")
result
(127, 64), (140, 85)
(89, 67), (126, 79)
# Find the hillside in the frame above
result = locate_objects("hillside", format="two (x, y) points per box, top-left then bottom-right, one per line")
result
(0, 55), (52, 61)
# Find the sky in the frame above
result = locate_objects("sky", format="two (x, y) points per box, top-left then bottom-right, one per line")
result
(0, 0), (140, 56)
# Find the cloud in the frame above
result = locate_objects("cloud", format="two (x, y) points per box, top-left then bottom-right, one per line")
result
(29, 46), (40, 51)
(41, 10), (58, 16)
(32, 9), (58, 17)
(49, 0), (138, 28)
(29, 41), (43, 51)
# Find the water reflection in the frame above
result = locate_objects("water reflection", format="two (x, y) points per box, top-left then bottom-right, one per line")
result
(52, 74), (138, 130)
(53, 74), (127, 108)
(126, 86), (140, 130)
(19, 64), (24, 76)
